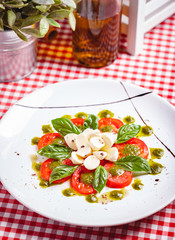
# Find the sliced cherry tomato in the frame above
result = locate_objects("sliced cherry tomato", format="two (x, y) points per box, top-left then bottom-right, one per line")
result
(38, 133), (62, 150)
(71, 118), (85, 126)
(99, 159), (108, 166)
(98, 118), (123, 133)
(40, 158), (71, 184)
(114, 137), (149, 159)
(62, 158), (75, 166)
(104, 162), (133, 188)
(71, 166), (96, 195)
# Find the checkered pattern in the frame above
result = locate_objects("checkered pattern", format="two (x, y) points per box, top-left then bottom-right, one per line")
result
(0, 14), (175, 240)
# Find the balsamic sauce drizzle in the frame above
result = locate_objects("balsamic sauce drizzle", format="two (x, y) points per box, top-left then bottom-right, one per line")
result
(120, 81), (175, 158)
(15, 91), (152, 109)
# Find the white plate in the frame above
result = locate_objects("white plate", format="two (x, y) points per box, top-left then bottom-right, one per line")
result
(0, 79), (175, 227)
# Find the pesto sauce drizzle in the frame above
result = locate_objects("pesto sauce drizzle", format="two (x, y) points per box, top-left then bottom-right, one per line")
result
(121, 144), (140, 157)
(31, 157), (49, 188)
(61, 115), (72, 119)
(138, 126), (153, 137)
(98, 110), (114, 119)
(42, 124), (53, 134)
(123, 116), (135, 124)
(31, 137), (40, 145)
(62, 188), (76, 197)
(75, 112), (88, 119)
(131, 179), (144, 190)
(98, 189), (125, 204)
(149, 159), (164, 175)
(150, 148), (164, 159)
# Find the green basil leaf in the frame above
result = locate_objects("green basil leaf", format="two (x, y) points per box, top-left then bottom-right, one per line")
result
(93, 166), (108, 193)
(37, 144), (72, 160)
(116, 124), (141, 143)
(51, 118), (80, 136)
(83, 114), (99, 130)
(115, 156), (151, 174)
(49, 165), (78, 184)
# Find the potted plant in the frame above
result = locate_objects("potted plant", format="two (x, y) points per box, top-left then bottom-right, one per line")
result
(0, 0), (76, 82)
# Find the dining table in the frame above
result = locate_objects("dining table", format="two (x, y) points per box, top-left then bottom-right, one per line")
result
(0, 13), (175, 240)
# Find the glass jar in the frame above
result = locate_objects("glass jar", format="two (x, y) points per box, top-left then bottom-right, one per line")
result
(72, 0), (122, 68)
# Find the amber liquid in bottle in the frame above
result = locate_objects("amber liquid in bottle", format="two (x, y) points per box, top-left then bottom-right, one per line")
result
(72, 0), (122, 68)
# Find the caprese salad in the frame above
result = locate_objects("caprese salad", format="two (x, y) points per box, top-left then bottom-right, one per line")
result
(31, 110), (164, 203)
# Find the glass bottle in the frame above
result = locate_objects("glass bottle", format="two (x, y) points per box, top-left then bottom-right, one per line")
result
(72, 0), (122, 68)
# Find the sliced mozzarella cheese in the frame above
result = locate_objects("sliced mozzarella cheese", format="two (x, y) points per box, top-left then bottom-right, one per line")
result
(70, 151), (84, 164)
(93, 151), (107, 160)
(106, 147), (119, 162)
(77, 145), (92, 158)
(64, 133), (78, 150)
(101, 132), (117, 148)
(75, 133), (89, 149)
(89, 136), (105, 151)
(83, 128), (100, 139)
(84, 155), (100, 170)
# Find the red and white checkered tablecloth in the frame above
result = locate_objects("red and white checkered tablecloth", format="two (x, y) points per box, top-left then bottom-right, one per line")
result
(0, 13), (175, 240)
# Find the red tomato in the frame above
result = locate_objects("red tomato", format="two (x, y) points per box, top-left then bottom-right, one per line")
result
(40, 158), (71, 184)
(71, 166), (96, 195)
(62, 158), (75, 166)
(38, 133), (62, 150)
(104, 162), (133, 188)
(114, 138), (149, 159)
(71, 118), (85, 126)
(98, 118), (123, 133)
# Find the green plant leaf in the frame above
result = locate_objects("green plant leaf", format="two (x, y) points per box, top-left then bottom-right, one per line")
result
(51, 118), (80, 136)
(32, 0), (54, 5)
(4, 3), (28, 8)
(40, 16), (49, 36)
(47, 9), (70, 19)
(13, 27), (28, 41)
(93, 166), (108, 193)
(0, 18), (4, 31)
(61, 0), (76, 8)
(0, 4), (5, 10)
(116, 124), (141, 144)
(68, 11), (75, 31)
(7, 10), (16, 27)
(21, 15), (43, 28)
(83, 114), (99, 130)
(49, 165), (78, 184)
(21, 27), (43, 37)
(36, 5), (47, 12)
(47, 18), (60, 27)
(115, 156), (151, 173)
(37, 144), (72, 160)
